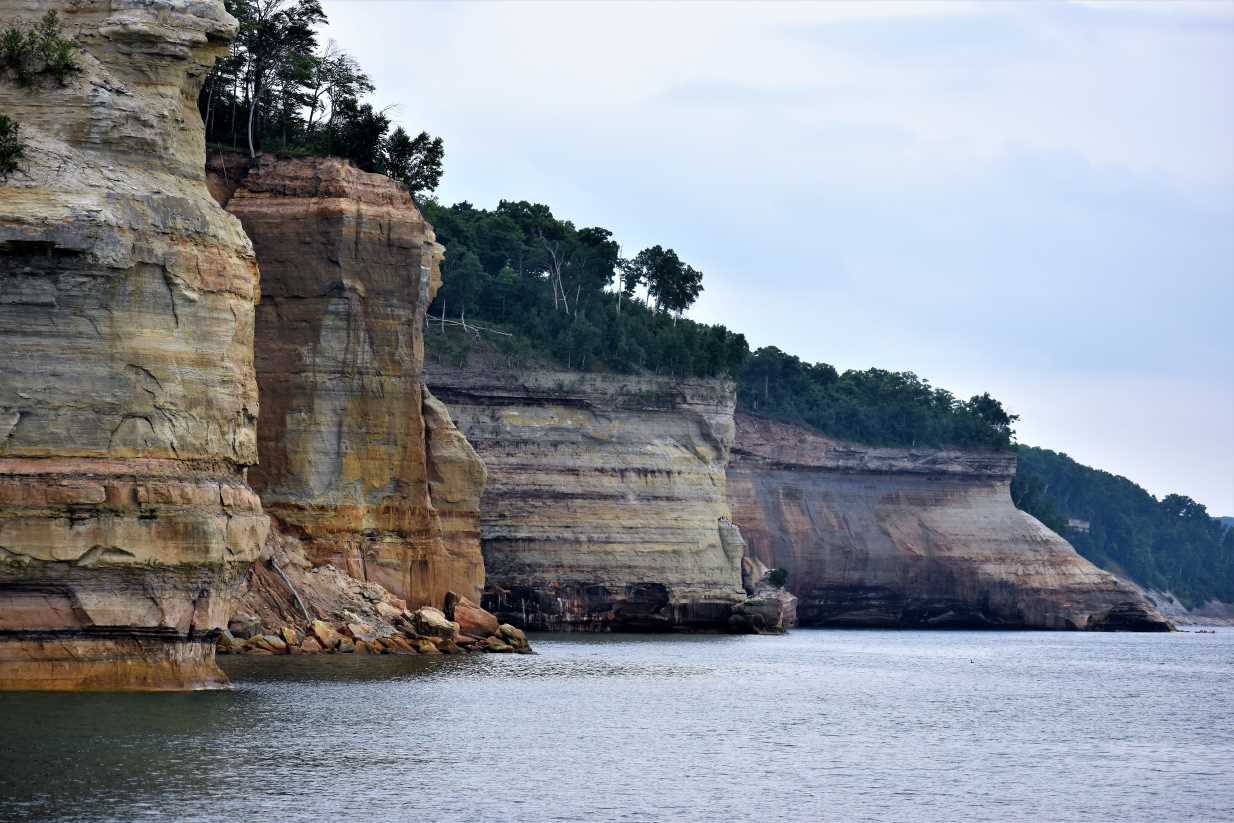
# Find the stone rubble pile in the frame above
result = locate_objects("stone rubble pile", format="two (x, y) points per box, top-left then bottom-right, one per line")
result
(219, 599), (530, 657)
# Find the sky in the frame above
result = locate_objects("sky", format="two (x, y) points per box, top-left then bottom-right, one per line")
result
(321, 0), (1234, 514)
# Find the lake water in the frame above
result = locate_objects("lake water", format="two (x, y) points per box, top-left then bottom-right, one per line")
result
(2, 629), (1231, 822)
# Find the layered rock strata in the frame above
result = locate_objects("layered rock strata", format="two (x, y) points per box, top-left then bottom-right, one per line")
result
(728, 414), (1170, 630)
(0, 0), (266, 689)
(425, 366), (747, 630)
(215, 156), (486, 611)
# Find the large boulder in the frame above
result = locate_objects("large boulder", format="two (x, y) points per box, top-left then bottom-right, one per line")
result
(453, 597), (500, 639)
(310, 620), (342, 651)
(730, 576), (799, 635)
(411, 607), (459, 642)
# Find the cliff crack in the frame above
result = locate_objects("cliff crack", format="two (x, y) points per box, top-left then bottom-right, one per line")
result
(161, 269), (180, 328)
(107, 414), (155, 450)
(126, 364), (165, 396)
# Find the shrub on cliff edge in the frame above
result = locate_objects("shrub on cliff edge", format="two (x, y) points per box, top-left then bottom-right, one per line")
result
(0, 11), (78, 88)
(0, 113), (23, 181)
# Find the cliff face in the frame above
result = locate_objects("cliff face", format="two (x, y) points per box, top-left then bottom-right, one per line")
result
(0, 1), (267, 689)
(728, 414), (1170, 630)
(425, 366), (746, 630)
(216, 157), (486, 610)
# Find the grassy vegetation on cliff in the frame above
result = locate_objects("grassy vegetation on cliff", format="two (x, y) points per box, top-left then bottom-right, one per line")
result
(1013, 446), (1234, 607)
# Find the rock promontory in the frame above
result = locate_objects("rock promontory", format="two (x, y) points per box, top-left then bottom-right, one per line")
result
(425, 366), (747, 630)
(0, 0), (266, 689)
(727, 414), (1171, 630)
(214, 156), (487, 612)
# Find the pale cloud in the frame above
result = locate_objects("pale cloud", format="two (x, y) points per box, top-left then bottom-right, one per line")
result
(321, 0), (1233, 512)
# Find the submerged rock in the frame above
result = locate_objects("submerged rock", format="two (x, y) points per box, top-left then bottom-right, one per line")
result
(499, 624), (527, 646)
(484, 636), (514, 653)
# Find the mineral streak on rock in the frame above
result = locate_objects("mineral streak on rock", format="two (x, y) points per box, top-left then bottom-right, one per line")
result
(218, 156), (486, 609)
(727, 414), (1171, 631)
(0, 0), (267, 689)
(425, 366), (747, 631)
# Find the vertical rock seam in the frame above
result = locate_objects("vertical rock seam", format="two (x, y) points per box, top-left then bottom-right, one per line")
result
(727, 414), (1171, 630)
(425, 367), (747, 631)
(0, 0), (267, 690)
(219, 156), (486, 611)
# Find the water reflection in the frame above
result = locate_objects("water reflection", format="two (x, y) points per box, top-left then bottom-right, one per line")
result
(1, 630), (1231, 823)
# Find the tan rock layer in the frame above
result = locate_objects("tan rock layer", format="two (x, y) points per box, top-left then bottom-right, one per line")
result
(219, 156), (485, 610)
(0, 0), (265, 689)
(728, 414), (1170, 630)
(425, 366), (746, 631)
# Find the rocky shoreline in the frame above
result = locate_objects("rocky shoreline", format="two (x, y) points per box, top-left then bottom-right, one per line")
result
(218, 609), (531, 657)
(218, 521), (533, 658)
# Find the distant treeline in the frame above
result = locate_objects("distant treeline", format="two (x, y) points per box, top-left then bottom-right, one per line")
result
(737, 347), (1018, 450)
(1013, 446), (1234, 607)
(424, 199), (1017, 450)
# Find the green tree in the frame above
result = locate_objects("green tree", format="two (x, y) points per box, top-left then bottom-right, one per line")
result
(626, 246), (704, 318)
(382, 127), (445, 198)
(236, 0), (325, 158)
(1, 10), (78, 87)
(0, 113), (23, 181)
(1013, 446), (1234, 606)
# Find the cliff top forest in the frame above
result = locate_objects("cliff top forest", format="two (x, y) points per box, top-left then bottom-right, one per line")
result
(200, 0), (443, 197)
(193, 0), (1018, 454)
(1014, 447), (1234, 608)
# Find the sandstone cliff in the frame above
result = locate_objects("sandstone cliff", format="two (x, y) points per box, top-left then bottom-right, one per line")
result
(213, 156), (486, 611)
(425, 366), (746, 630)
(728, 414), (1170, 630)
(0, 0), (266, 689)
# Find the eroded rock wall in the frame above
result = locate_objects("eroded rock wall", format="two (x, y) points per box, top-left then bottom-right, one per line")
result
(425, 366), (746, 631)
(728, 414), (1170, 630)
(217, 156), (486, 610)
(0, 0), (266, 689)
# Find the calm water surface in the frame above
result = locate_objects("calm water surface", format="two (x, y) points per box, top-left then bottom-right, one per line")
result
(2, 629), (1232, 822)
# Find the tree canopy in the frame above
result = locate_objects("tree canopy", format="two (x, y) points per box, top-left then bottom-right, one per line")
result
(736, 346), (1019, 449)
(199, 0), (445, 197)
(423, 199), (745, 376)
(424, 198), (1016, 451)
(1013, 446), (1234, 607)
